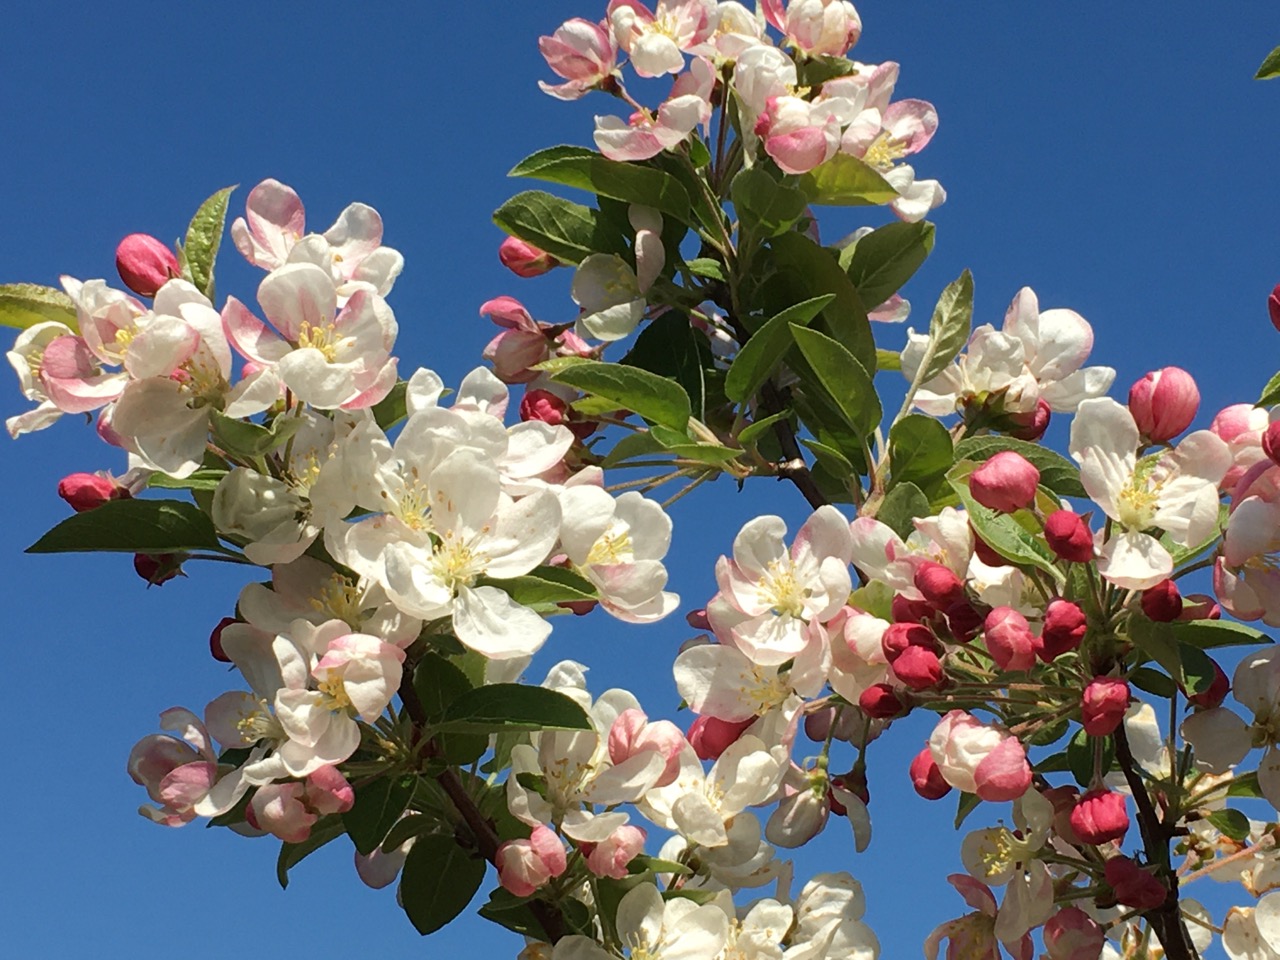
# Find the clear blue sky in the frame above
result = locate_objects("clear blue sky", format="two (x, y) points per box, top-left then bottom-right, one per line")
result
(2, 2), (1278, 957)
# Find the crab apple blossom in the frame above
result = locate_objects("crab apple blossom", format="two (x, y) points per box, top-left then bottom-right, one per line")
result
(968, 452), (1039, 513)
(1042, 908), (1105, 960)
(127, 708), (221, 826)
(593, 57), (714, 162)
(924, 874), (1033, 960)
(499, 236), (559, 277)
(583, 824), (646, 879)
(1271, 283), (1280, 332)
(762, 0), (861, 56)
(755, 95), (842, 174)
(607, 708), (685, 786)
(1081, 678), (1130, 736)
(246, 766), (355, 843)
(607, 0), (718, 78)
(1215, 486), (1280, 625)
(496, 826), (568, 897)
(1129, 365), (1200, 442)
(1187, 659), (1230, 708)
(538, 17), (617, 100)
(983, 607), (1037, 672)
(1069, 788), (1128, 844)
(929, 710), (1032, 802)
(115, 233), (179, 298)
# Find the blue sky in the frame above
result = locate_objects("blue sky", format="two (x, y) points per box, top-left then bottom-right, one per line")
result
(2, 2), (1279, 957)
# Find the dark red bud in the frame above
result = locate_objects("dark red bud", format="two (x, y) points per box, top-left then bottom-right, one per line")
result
(1104, 856), (1166, 910)
(1037, 599), (1088, 662)
(1270, 283), (1280, 334)
(58, 472), (129, 512)
(891, 645), (944, 690)
(1141, 580), (1183, 622)
(909, 746), (951, 800)
(209, 617), (238, 663)
(858, 683), (908, 719)
(881, 622), (939, 662)
(1186, 660), (1231, 709)
(133, 552), (183, 586)
(891, 594), (933, 624)
(1044, 510), (1094, 563)
(914, 560), (965, 610)
(1004, 399), (1051, 441)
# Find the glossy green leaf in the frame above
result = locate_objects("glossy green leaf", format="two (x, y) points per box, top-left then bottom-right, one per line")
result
(731, 166), (808, 238)
(790, 324), (880, 436)
(493, 190), (628, 264)
(600, 431), (668, 467)
(1229, 771), (1264, 798)
(794, 54), (856, 86)
(1207, 808), (1251, 842)
(372, 380), (409, 430)
(888, 414), (952, 492)
(147, 469), (227, 492)
(621, 312), (712, 421)
(436, 684), (593, 735)
(183, 185), (235, 299)
(844, 221), (935, 309)
(551, 359), (691, 430)
(1257, 46), (1280, 80)
(724, 295), (834, 404)
(955, 792), (982, 828)
(479, 566), (598, 610)
(876, 481), (929, 540)
(648, 424), (742, 464)
(27, 497), (220, 554)
(953, 435), (1085, 498)
(0, 283), (78, 332)
(1259, 371), (1280, 406)
(344, 774), (417, 856)
(686, 258), (726, 281)
(799, 153), (898, 206)
(209, 410), (303, 459)
(950, 471), (1062, 582)
(277, 816), (344, 888)
(400, 834), (486, 935)
(1169, 618), (1272, 649)
(415, 653), (486, 764)
(737, 410), (792, 446)
(916, 269), (974, 384)
(1128, 615), (1217, 695)
(1129, 666), (1177, 698)
(876, 348), (902, 372)
(509, 145), (693, 225)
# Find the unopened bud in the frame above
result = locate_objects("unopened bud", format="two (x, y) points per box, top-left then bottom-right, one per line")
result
(116, 233), (179, 298)
(1043, 907), (1105, 960)
(209, 616), (237, 663)
(1104, 856), (1166, 910)
(1179, 593), (1221, 621)
(881, 622), (939, 662)
(891, 594), (933, 624)
(58, 472), (129, 512)
(944, 600), (984, 644)
(558, 599), (597, 616)
(1036, 599), (1088, 662)
(804, 707), (835, 742)
(968, 451), (1039, 513)
(914, 560), (965, 610)
(685, 608), (711, 630)
(909, 746), (951, 800)
(134, 552), (183, 586)
(858, 682), (908, 719)
(1044, 510), (1094, 563)
(1264, 421), (1280, 468)
(1140, 579), (1182, 622)
(1004, 398), (1051, 441)
(891, 645), (944, 690)
(1081, 677), (1129, 736)
(519, 389), (570, 426)
(499, 236), (558, 278)
(1070, 789), (1129, 845)
(984, 606), (1036, 671)
(1270, 282), (1280, 333)
(687, 714), (754, 761)
(1187, 660), (1230, 709)
(970, 531), (1006, 567)
(1128, 366), (1199, 442)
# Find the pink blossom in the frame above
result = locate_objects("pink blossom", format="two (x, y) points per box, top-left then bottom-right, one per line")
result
(1187, 659), (1230, 708)
(57, 471), (130, 512)
(1211, 402), (1271, 491)
(984, 607), (1036, 672)
(127, 707), (228, 826)
(116, 234), (179, 298)
(929, 710), (1031, 802)
(914, 560), (965, 610)
(594, 58), (714, 161)
(498, 237), (558, 277)
(687, 714), (753, 760)
(1128, 366), (1200, 442)
(968, 452), (1039, 513)
(247, 766), (355, 843)
(762, 0), (862, 57)
(924, 874), (1032, 960)
(607, 708), (685, 787)
(496, 825), (568, 897)
(755, 95), (842, 175)
(1042, 908), (1105, 960)
(1081, 678), (1129, 736)
(584, 825), (646, 879)
(538, 18), (617, 100)
(607, 0), (718, 78)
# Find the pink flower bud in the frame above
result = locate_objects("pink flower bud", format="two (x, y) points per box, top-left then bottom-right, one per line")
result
(134, 552), (183, 586)
(607, 709), (685, 788)
(1187, 660), (1230, 709)
(584, 824), (645, 879)
(1141, 579), (1183, 622)
(1179, 593), (1221, 621)
(687, 715), (754, 761)
(945, 601), (984, 643)
(249, 782), (318, 844)
(1081, 678), (1129, 736)
(1104, 856), (1166, 909)
(831, 767), (869, 805)
(891, 594), (933, 624)
(1036, 599), (1087, 662)
(1044, 510), (1094, 563)
(209, 616), (237, 663)
(1070, 789), (1129, 844)
(909, 746), (951, 800)
(499, 236), (558, 277)
(929, 710), (1031, 801)
(892, 645), (944, 690)
(1264, 421), (1280, 468)
(1270, 282), (1280, 333)
(116, 233), (179, 298)
(1003, 398), (1051, 441)
(858, 683), (908, 719)
(984, 606), (1036, 671)
(968, 451), (1040, 513)
(914, 560), (965, 610)
(519, 389), (570, 426)
(496, 825), (567, 898)
(1128, 366), (1200, 442)
(881, 622), (939, 662)
(1043, 907), (1105, 960)
(305, 765), (356, 816)
(58, 472), (129, 512)
(685, 608), (711, 630)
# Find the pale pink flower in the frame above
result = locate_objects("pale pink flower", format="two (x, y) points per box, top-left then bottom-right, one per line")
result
(762, 0), (861, 57)
(584, 824), (646, 879)
(608, 0), (719, 77)
(496, 825), (568, 897)
(608, 708), (686, 787)
(594, 57), (714, 161)
(929, 710), (1031, 802)
(755, 95), (842, 174)
(539, 19), (617, 100)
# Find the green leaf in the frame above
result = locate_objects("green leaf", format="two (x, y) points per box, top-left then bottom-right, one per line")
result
(1258, 371), (1280, 406)
(183, 186), (235, 300)
(1128, 616), (1217, 695)
(1067, 729), (1114, 788)
(493, 190), (628, 265)
(1256, 45), (1280, 80)
(509, 145), (693, 225)
(27, 497), (220, 554)
(277, 816), (344, 888)
(876, 348), (902, 372)
(799, 153), (898, 206)
(436, 684), (593, 736)
(381, 814), (441, 853)
(849, 580), (894, 621)
(372, 380), (409, 431)
(801, 438), (856, 477)
(731, 166), (808, 238)
(551, 359), (691, 431)
(344, 774), (417, 856)
(1170, 618), (1272, 649)
(724, 295), (834, 404)
(790, 325), (881, 436)
(647, 153), (724, 241)
(1207, 808), (1251, 842)
(1129, 666), (1177, 698)
(737, 410), (792, 446)
(622, 312), (713, 421)
(888, 415), (953, 493)
(480, 566), (598, 611)
(953, 435), (1086, 498)
(1229, 771), (1264, 798)
(844, 221), (935, 309)
(917, 269), (974, 384)
(760, 232), (875, 373)
(686, 258), (726, 281)
(648, 424), (743, 465)
(629, 855), (692, 876)
(400, 834), (487, 935)
(1034, 751), (1071, 774)
(955, 792), (982, 828)
(794, 54), (856, 86)
(146, 469), (227, 492)
(209, 411), (303, 460)
(0, 283), (78, 332)
(948, 465), (1062, 581)
(601, 431), (668, 467)
(414, 654), (486, 764)
(877, 481), (929, 540)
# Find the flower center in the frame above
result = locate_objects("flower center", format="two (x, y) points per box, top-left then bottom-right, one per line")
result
(317, 673), (354, 712)
(296, 320), (342, 362)
(311, 574), (366, 628)
(430, 531), (491, 593)
(236, 699), (283, 742)
(587, 522), (634, 565)
(756, 557), (808, 618)
(862, 132), (907, 171)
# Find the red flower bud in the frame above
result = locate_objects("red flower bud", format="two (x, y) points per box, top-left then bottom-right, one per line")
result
(858, 683), (908, 719)
(970, 531), (1006, 567)
(1004, 398), (1051, 442)
(498, 236), (558, 277)
(1104, 856), (1166, 910)
(891, 646), (944, 690)
(968, 451), (1040, 513)
(1187, 660), (1230, 709)
(115, 233), (179, 298)
(914, 561), (965, 610)
(133, 552), (182, 586)
(831, 768), (869, 806)
(881, 622), (939, 662)
(209, 616), (237, 663)
(1044, 510), (1094, 563)
(687, 715), (754, 761)
(1179, 593), (1221, 621)
(519, 389), (570, 426)
(945, 600), (984, 644)
(909, 746), (951, 800)
(685, 608), (711, 631)
(1081, 677), (1129, 736)
(58, 472), (129, 512)
(1070, 789), (1129, 845)
(1265, 421), (1280, 468)
(558, 600), (597, 616)
(1036, 599), (1088, 662)
(1271, 283), (1280, 334)
(891, 595), (933, 624)
(984, 606), (1036, 671)
(1128, 366), (1200, 442)
(1141, 579), (1182, 622)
